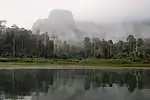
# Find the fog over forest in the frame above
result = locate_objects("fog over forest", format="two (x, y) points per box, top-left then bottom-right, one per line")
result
(0, 0), (150, 60)
(1, 0), (150, 42)
(1, 1), (150, 99)
(32, 9), (150, 42)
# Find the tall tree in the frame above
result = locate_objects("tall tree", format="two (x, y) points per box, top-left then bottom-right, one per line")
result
(84, 37), (91, 58)
(0, 20), (6, 34)
(101, 39), (109, 58)
(108, 40), (114, 58)
(127, 35), (136, 53)
(92, 37), (101, 58)
(137, 38), (144, 57)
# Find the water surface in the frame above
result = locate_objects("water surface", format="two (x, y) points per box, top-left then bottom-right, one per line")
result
(0, 69), (150, 100)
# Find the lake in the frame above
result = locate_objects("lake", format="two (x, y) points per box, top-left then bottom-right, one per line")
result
(0, 69), (150, 100)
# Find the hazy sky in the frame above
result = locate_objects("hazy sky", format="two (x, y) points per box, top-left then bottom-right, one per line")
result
(0, 0), (150, 29)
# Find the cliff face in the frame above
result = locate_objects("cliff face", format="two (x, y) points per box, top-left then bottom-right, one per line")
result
(32, 9), (76, 41)
(48, 9), (75, 28)
(32, 9), (150, 41)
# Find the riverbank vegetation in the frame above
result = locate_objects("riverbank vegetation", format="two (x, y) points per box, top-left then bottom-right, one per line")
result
(0, 58), (149, 67)
(0, 20), (150, 67)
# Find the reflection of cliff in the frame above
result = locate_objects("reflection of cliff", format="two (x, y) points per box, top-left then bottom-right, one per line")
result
(0, 69), (150, 100)
(32, 86), (150, 100)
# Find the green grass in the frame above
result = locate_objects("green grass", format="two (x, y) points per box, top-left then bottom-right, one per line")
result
(0, 58), (149, 68)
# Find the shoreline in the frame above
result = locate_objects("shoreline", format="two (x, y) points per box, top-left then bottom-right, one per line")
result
(0, 65), (150, 69)
(0, 58), (149, 69)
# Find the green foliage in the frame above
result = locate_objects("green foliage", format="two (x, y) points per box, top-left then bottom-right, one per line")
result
(0, 20), (150, 64)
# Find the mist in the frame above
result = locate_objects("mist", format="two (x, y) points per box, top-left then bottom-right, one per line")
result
(0, 0), (150, 29)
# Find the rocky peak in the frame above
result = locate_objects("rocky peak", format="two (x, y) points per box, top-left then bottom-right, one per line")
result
(48, 9), (75, 28)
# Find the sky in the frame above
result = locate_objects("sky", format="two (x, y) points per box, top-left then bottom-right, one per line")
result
(0, 0), (150, 29)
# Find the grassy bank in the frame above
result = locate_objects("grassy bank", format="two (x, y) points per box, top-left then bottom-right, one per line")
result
(0, 58), (149, 68)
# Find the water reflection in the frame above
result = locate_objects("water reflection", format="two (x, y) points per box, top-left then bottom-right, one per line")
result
(0, 69), (149, 100)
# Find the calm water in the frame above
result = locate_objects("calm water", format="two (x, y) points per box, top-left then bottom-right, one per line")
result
(0, 69), (150, 100)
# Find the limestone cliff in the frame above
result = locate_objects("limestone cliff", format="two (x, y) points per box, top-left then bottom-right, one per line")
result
(32, 9), (150, 41)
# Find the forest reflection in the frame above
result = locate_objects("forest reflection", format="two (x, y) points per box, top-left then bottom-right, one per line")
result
(0, 69), (150, 100)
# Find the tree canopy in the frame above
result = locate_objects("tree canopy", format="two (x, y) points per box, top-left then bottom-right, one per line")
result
(0, 20), (150, 63)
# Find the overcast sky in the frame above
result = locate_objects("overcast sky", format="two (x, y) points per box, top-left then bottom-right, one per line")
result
(0, 0), (150, 29)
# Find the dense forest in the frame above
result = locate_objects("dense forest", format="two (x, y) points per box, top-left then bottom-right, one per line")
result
(0, 20), (150, 63)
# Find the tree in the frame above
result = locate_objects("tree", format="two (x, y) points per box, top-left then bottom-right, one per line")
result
(0, 20), (7, 34)
(113, 40), (125, 58)
(100, 39), (109, 58)
(137, 38), (144, 51)
(127, 35), (136, 53)
(144, 38), (150, 54)
(0, 20), (150, 62)
(92, 37), (101, 58)
(108, 40), (114, 58)
(136, 38), (144, 58)
(84, 37), (91, 58)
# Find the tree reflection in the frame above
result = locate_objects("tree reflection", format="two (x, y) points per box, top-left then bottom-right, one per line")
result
(0, 69), (149, 99)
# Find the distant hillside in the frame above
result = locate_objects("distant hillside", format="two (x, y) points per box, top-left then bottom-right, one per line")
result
(32, 9), (150, 41)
